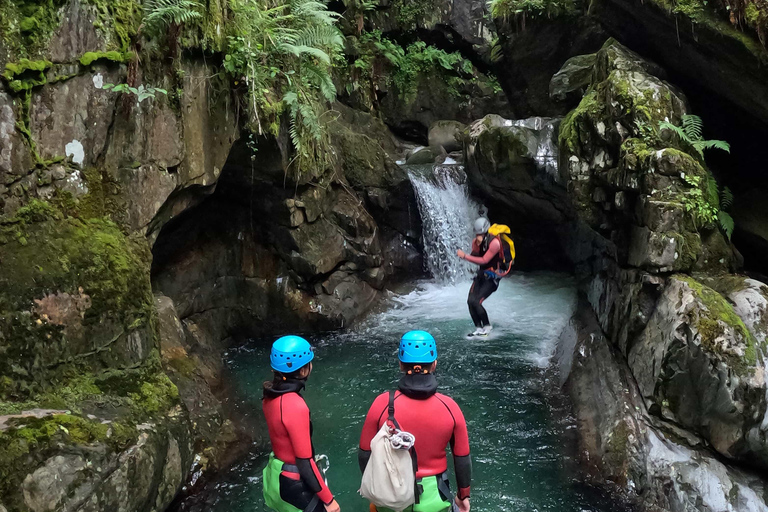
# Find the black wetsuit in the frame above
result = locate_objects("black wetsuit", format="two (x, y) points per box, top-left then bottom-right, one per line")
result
(465, 235), (501, 328)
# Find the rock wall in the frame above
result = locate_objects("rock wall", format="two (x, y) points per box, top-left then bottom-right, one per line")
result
(464, 38), (768, 509)
(0, 1), (424, 510)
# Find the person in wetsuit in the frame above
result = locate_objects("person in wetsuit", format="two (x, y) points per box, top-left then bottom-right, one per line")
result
(262, 335), (341, 512)
(457, 217), (501, 336)
(359, 330), (471, 512)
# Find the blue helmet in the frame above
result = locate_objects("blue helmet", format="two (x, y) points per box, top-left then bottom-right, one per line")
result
(270, 335), (314, 373)
(399, 330), (437, 364)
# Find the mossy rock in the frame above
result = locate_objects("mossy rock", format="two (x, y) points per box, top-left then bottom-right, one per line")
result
(0, 201), (155, 395)
(629, 274), (768, 467)
(673, 274), (763, 367)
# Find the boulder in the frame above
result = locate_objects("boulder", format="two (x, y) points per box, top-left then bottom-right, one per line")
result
(727, 278), (768, 345)
(428, 120), (466, 152)
(558, 301), (768, 511)
(378, 69), (513, 142)
(0, 205), (156, 393)
(405, 145), (447, 165)
(628, 275), (768, 467)
(549, 53), (596, 104)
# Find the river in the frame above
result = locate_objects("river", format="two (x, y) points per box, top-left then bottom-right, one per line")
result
(173, 163), (630, 512)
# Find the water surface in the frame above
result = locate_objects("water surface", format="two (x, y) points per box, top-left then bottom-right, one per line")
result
(179, 274), (627, 512)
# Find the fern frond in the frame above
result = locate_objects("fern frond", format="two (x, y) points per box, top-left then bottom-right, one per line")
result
(718, 211), (735, 240)
(706, 174), (720, 209)
(489, 40), (503, 63)
(694, 139), (731, 154)
(681, 114), (703, 141)
(659, 121), (690, 144)
(286, 25), (343, 53)
(282, 44), (332, 63)
(304, 62), (336, 102)
(721, 187), (734, 209)
(143, 0), (202, 33)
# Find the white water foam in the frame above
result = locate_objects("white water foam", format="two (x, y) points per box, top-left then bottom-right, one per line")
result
(366, 273), (577, 368)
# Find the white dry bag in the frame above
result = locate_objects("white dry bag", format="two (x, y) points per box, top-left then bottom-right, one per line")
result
(360, 391), (417, 512)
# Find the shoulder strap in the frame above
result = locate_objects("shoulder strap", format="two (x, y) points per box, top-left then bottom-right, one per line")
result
(388, 390), (402, 430)
(388, 390), (421, 503)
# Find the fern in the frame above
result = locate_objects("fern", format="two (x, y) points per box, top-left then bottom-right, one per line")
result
(721, 187), (734, 209)
(659, 114), (730, 159)
(718, 211), (735, 240)
(143, 0), (202, 35)
(227, 0), (343, 175)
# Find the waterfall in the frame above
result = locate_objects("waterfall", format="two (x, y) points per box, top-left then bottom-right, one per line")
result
(405, 163), (484, 283)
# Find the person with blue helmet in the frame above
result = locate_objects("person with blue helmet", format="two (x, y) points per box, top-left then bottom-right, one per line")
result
(359, 331), (472, 512)
(262, 335), (341, 512)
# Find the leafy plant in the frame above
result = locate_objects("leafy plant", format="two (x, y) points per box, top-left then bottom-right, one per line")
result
(225, 0), (344, 173)
(103, 83), (168, 103)
(718, 187), (735, 240)
(488, 0), (578, 25)
(142, 0), (203, 35)
(659, 114), (730, 160)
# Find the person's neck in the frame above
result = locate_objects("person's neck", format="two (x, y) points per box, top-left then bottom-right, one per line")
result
(398, 372), (438, 399)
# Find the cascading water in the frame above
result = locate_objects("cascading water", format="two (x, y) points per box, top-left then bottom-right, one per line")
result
(405, 163), (484, 282)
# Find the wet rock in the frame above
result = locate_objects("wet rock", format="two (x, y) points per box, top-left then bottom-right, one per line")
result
(549, 53), (596, 104)
(627, 227), (700, 271)
(727, 278), (768, 345)
(0, 215), (155, 390)
(48, 0), (106, 63)
(115, 165), (178, 233)
(628, 275), (768, 467)
(0, 92), (33, 185)
(558, 301), (768, 511)
(22, 454), (88, 511)
(378, 70), (513, 141)
(29, 68), (121, 167)
(428, 120), (466, 153)
(406, 145), (447, 165)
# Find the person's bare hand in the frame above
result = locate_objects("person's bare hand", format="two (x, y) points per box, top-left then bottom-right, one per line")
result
(324, 499), (340, 512)
(455, 495), (470, 512)
(457, 250), (466, 259)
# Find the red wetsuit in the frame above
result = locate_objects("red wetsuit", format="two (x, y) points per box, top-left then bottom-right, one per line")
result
(263, 390), (334, 505)
(359, 387), (472, 499)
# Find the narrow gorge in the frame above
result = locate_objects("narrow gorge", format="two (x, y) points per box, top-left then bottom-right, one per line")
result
(1, 0), (768, 511)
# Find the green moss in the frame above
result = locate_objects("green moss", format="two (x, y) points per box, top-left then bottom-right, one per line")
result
(392, 0), (433, 26)
(559, 89), (601, 154)
(0, 412), (138, 501)
(1, 58), (52, 92)
(674, 275), (762, 368)
(489, 0), (580, 20)
(0, 202), (154, 391)
(78, 50), (132, 66)
(671, 230), (702, 270)
(0, 0), (66, 60)
(83, 0), (141, 52)
(167, 355), (197, 378)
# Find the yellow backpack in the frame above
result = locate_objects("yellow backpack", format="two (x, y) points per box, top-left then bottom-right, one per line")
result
(488, 224), (516, 276)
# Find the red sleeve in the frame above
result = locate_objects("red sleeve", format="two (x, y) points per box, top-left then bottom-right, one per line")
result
(360, 393), (389, 450)
(445, 396), (471, 499)
(282, 395), (334, 504)
(463, 238), (500, 266)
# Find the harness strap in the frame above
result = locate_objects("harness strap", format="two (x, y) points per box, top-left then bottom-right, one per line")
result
(304, 495), (320, 512)
(388, 390), (421, 504)
(281, 463), (300, 473)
